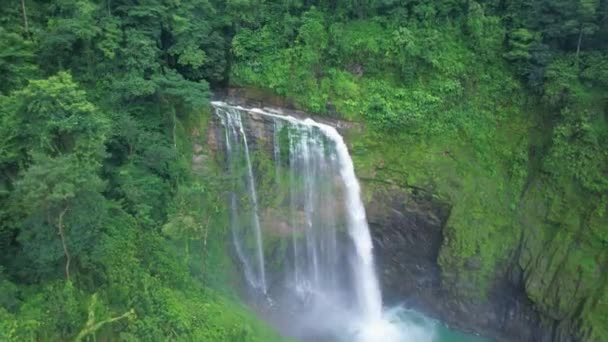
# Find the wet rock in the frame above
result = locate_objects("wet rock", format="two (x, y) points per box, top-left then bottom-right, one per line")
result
(465, 256), (482, 270)
(363, 181), (552, 341)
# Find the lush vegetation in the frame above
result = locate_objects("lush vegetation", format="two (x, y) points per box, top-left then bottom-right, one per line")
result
(1, 0), (607, 341)
(227, 0), (608, 340)
(0, 1), (280, 340)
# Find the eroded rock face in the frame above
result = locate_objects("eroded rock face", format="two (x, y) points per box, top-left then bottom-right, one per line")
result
(207, 108), (276, 155)
(365, 184), (447, 305)
(362, 181), (555, 342)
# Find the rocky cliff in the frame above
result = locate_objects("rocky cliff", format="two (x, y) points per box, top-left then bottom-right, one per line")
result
(204, 89), (569, 341)
(362, 180), (552, 341)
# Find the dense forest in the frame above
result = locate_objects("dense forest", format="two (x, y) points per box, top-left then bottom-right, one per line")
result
(0, 0), (607, 341)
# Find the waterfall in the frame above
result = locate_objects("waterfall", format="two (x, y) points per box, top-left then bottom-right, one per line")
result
(314, 121), (383, 321)
(217, 106), (267, 293)
(213, 102), (409, 341)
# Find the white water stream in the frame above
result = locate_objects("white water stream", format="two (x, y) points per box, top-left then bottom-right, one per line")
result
(213, 102), (444, 341)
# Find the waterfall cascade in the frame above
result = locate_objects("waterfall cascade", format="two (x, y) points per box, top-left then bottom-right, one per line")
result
(212, 102), (431, 341)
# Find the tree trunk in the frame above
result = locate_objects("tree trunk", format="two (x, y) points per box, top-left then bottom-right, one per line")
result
(172, 108), (178, 150)
(203, 217), (210, 247)
(75, 294), (134, 342)
(185, 239), (189, 258)
(20, 0), (29, 37)
(57, 207), (71, 282)
(575, 27), (583, 66)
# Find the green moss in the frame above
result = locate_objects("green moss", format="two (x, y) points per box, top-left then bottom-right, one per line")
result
(349, 119), (526, 297)
(515, 177), (608, 340)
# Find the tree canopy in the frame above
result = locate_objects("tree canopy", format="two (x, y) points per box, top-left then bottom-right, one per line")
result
(0, 0), (606, 340)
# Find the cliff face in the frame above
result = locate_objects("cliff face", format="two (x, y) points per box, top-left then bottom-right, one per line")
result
(206, 90), (606, 341)
(514, 181), (608, 341)
(361, 179), (552, 342)
(346, 110), (607, 341)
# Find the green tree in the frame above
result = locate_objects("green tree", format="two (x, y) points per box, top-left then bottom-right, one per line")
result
(12, 154), (106, 282)
(1, 72), (108, 161)
(1, 72), (109, 282)
(0, 28), (36, 94)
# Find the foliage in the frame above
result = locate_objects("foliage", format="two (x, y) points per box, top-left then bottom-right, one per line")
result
(0, 0), (607, 340)
(0, 1), (281, 340)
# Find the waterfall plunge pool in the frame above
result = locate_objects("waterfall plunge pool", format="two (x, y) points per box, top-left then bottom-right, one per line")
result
(259, 298), (489, 342)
